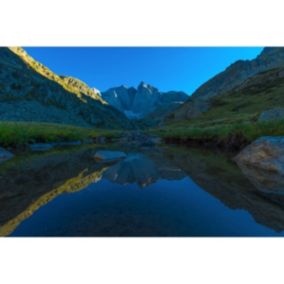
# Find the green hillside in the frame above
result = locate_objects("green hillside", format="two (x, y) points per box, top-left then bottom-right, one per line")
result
(153, 68), (284, 148)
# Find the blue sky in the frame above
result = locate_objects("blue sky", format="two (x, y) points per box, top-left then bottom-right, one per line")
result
(25, 47), (263, 95)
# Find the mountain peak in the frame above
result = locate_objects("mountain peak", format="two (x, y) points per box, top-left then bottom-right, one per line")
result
(137, 81), (159, 94)
(138, 81), (149, 88)
(102, 82), (188, 120)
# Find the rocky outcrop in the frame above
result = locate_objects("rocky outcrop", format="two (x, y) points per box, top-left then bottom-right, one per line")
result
(234, 136), (284, 175)
(60, 76), (105, 103)
(192, 47), (284, 100)
(259, 108), (284, 122)
(102, 82), (188, 119)
(0, 47), (132, 129)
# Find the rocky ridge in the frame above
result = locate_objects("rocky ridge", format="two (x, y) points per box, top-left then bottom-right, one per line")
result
(102, 82), (188, 119)
(171, 47), (284, 120)
(0, 47), (132, 129)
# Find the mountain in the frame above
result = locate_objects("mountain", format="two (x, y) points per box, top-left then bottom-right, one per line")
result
(101, 82), (188, 120)
(170, 47), (284, 120)
(191, 66), (284, 123)
(0, 47), (132, 129)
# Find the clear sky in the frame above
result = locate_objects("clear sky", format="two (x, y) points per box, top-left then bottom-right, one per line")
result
(25, 47), (263, 95)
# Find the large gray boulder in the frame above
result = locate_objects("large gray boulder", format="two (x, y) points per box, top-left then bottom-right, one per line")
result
(0, 147), (14, 163)
(259, 108), (284, 122)
(235, 136), (284, 174)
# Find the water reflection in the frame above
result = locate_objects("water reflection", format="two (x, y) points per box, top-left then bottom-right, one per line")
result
(104, 152), (185, 187)
(0, 145), (284, 236)
(163, 147), (284, 233)
(0, 146), (110, 236)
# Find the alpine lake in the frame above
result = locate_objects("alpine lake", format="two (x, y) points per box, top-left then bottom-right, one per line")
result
(1, 143), (284, 237)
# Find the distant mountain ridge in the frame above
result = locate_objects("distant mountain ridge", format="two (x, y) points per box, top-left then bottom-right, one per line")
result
(0, 47), (132, 128)
(102, 82), (188, 119)
(170, 47), (284, 120)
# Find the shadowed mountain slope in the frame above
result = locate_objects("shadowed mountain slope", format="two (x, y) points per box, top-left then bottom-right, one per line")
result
(0, 47), (132, 129)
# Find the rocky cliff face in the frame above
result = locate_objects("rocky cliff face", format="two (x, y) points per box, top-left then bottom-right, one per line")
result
(0, 47), (132, 129)
(171, 47), (284, 120)
(102, 82), (188, 119)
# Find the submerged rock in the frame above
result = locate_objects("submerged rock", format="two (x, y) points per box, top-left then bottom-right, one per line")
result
(30, 141), (84, 152)
(30, 143), (54, 152)
(94, 150), (126, 162)
(259, 108), (284, 122)
(55, 141), (82, 146)
(235, 136), (284, 174)
(0, 147), (14, 163)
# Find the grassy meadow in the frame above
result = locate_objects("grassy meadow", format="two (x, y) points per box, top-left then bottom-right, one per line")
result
(151, 120), (284, 144)
(151, 70), (284, 147)
(0, 121), (122, 147)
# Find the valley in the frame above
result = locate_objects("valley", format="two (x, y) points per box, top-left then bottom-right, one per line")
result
(1, 46), (284, 236)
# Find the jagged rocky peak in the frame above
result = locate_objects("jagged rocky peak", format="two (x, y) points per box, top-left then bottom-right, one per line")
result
(137, 81), (159, 93)
(101, 82), (188, 119)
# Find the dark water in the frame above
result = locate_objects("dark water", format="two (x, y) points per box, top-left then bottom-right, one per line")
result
(1, 145), (284, 237)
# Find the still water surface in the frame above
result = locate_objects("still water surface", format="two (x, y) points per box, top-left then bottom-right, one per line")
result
(1, 145), (284, 236)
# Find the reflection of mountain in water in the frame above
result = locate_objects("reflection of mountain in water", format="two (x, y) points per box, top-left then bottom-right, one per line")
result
(162, 147), (284, 232)
(103, 152), (185, 187)
(237, 163), (284, 195)
(0, 147), (110, 236)
(1, 145), (284, 236)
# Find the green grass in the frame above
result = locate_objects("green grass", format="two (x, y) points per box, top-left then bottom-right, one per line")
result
(0, 121), (123, 147)
(150, 120), (284, 144)
(157, 68), (284, 146)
